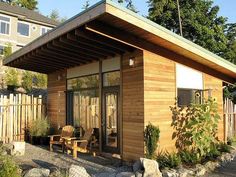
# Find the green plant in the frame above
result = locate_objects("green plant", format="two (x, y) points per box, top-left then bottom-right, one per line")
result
(0, 145), (21, 177)
(218, 142), (231, 153)
(206, 143), (221, 160)
(179, 150), (202, 165)
(156, 151), (181, 169)
(170, 98), (220, 158)
(144, 123), (160, 159)
(29, 118), (50, 137)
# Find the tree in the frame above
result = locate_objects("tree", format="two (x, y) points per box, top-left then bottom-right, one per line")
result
(48, 9), (67, 23)
(116, 0), (138, 12)
(0, 0), (38, 10)
(21, 71), (34, 91)
(82, 0), (90, 10)
(5, 68), (20, 86)
(224, 23), (236, 63)
(147, 0), (228, 58)
(15, 0), (38, 10)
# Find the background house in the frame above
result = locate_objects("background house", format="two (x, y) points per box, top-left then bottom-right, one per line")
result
(0, 2), (58, 87)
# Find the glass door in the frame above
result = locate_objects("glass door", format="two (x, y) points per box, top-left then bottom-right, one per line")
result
(102, 87), (119, 153)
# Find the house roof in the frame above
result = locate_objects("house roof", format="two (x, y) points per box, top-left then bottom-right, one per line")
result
(3, 0), (236, 83)
(0, 2), (58, 27)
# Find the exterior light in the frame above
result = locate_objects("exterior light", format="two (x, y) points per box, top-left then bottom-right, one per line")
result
(129, 57), (135, 67)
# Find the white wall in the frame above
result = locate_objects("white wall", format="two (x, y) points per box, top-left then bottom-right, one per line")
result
(176, 63), (203, 89)
(67, 56), (121, 79)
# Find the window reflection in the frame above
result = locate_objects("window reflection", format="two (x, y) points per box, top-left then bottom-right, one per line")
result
(103, 71), (120, 87)
(67, 75), (99, 90)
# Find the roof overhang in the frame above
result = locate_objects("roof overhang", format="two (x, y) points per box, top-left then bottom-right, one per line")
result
(3, 0), (236, 83)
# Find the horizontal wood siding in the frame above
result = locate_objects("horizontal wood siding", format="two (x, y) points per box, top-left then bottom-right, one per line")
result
(122, 50), (145, 161)
(48, 70), (66, 130)
(143, 51), (176, 152)
(204, 74), (224, 141)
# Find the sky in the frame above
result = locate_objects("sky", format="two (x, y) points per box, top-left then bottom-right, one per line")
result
(37, 0), (236, 23)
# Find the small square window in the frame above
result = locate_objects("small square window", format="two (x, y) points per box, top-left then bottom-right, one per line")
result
(17, 22), (30, 36)
(41, 27), (51, 35)
(177, 88), (203, 107)
(0, 15), (10, 35)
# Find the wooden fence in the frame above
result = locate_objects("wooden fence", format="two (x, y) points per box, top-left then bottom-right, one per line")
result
(224, 98), (236, 138)
(0, 94), (46, 143)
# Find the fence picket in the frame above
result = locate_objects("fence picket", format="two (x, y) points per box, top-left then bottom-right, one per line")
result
(0, 94), (46, 143)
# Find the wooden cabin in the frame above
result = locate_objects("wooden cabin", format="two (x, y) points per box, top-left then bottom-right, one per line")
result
(3, 0), (236, 162)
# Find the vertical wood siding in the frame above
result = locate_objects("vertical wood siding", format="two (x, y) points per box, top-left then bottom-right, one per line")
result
(122, 50), (145, 161)
(48, 70), (66, 130)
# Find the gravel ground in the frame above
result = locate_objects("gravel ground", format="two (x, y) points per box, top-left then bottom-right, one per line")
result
(14, 143), (132, 176)
(203, 157), (236, 177)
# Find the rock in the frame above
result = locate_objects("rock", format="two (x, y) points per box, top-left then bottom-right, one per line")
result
(142, 158), (162, 177)
(69, 165), (90, 177)
(2, 143), (14, 155)
(49, 169), (62, 177)
(12, 141), (25, 156)
(195, 164), (206, 176)
(177, 168), (189, 177)
(135, 171), (143, 177)
(116, 172), (135, 177)
(24, 168), (50, 177)
(162, 169), (178, 177)
(204, 161), (219, 171)
(133, 160), (143, 172)
(95, 173), (116, 177)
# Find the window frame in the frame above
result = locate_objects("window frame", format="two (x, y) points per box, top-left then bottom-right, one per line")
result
(40, 26), (51, 35)
(17, 21), (30, 37)
(0, 14), (11, 35)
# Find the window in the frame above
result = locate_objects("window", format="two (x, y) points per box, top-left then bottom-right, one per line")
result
(0, 15), (10, 35)
(176, 64), (204, 107)
(103, 71), (120, 87)
(67, 74), (99, 129)
(17, 22), (30, 36)
(41, 27), (51, 35)
(0, 45), (4, 55)
(177, 88), (203, 107)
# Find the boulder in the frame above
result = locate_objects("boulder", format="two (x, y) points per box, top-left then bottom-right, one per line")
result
(133, 160), (143, 172)
(12, 141), (25, 156)
(142, 158), (162, 177)
(69, 165), (90, 177)
(24, 168), (50, 177)
(95, 172), (116, 177)
(116, 172), (135, 177)
(195, 164), (206, 176)
(162, 169), (178, 177)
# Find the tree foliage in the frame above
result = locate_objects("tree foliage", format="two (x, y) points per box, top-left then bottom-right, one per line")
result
(5, 68), (20, 86)
(147, 0), (236, 64)
(48, 9), (67, 23)
(0, 0), (38, 10)
(115, 0), (138, 12)
(82, 0), (90, 10)
(170, 98), (220, 158)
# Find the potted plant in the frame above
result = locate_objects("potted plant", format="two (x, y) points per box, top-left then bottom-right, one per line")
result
(39, 118), (50, 145)
(29, 118), (50, 145)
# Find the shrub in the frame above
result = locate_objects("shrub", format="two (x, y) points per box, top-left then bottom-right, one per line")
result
(157, 151), (181, 169)
(0, 145), (21, 177)
(144, 123), (160, 159)
(170, 98), (220, 159)
(179, 150), (202, 165)
(218, 142), (231, 153)
(29, 118), (50, 137)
